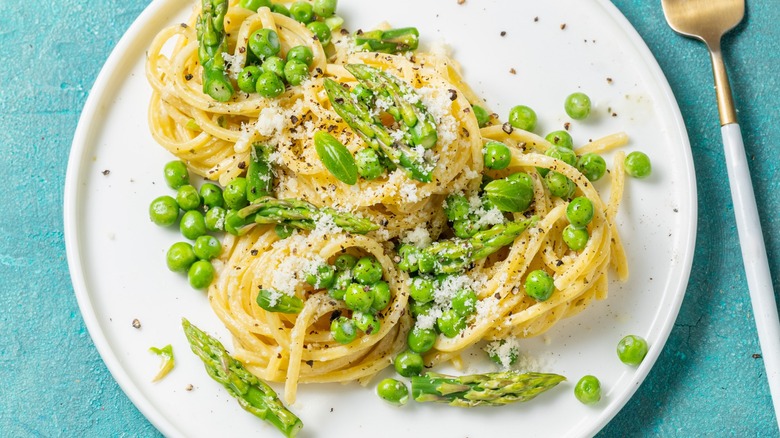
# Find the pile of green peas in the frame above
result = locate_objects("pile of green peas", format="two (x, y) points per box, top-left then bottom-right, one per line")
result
(391, 274), (479, 379)
(236, 0), (340, 98)
(304, 253), (391, 345)
(149, 160), (225, 289)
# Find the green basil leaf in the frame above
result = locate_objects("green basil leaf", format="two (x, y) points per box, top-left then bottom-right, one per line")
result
(314, 131), (358, 185)
(484, 174), (534, 213)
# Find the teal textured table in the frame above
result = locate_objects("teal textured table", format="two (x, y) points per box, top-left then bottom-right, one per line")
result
(0, 0), (778, 436)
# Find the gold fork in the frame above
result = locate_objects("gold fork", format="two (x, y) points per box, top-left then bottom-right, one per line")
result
(662, 0), (780, 426)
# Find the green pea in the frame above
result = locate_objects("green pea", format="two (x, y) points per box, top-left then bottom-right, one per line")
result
(376, 378), (409, 406)
(223, 177), (249, 209)
(524, 269), (554, 301)
(255, 70), (285, 98)
(409, 277), (435, 304)
(370, 280), (391, 312)
(330, 316), (357, 344)
(407, 327), (437, 354)
(483, 140), (512, 170)
(275, 223), (294, 239)
(353, 256), (383, 285)
(574, 375), (601, 405)
(188, 260), (215, 289)
(290, 1), (314, 24)
(409, 300), (433, 318)
(307, 21), (332, 45)
(345, 283), (373, 313)
(166, 242), (197, 273)
(444, 193), (470, 222)
(313, 0), (338, 17)
(617, 335), (649, 366)
(193, 235), (221, 260)
(333, 269), (353, 290)
(484, 175), (534, 213)
(625, 151), (652, 178)
(565, 92), (591, 120)
(204, 206), (226, 231)
(452, 218), (481, 239)
(239, 0), (271, 12)
(237, 65), (262, 93)
(328, 287), (345, 300)
(286, 45), (314, 66)
(262, 56), (286, 79)
(508, 105), (537, 131)
(562, 224), (589, 251)
(472, 104), (490, 128)
(566, 197), (594, 228)
(180, 210), (207, 240)
(437, 309), (467, 338)
(248, 29), (281, 60)
(164, 160), (189, 189)
(176, 185), (201, 211)
(394, 350), (424, 377)
(306, 264), (336, 289)
(355, 148), (384, 180)
(353, 311), (380, 335)
(271, 3), (291, 16)
(283, 59), (310, 86)
(545, 171), (575, 199)
(545, 130), (574, 149)
(149, 195), (179, 227)
(334, 254), (358, 271)
(416, 251), (435, 274)
(199, 183), (223, 208)
(546, 146), (578, 167)
(576, 153), (607, 181)
(397, 244), (419, 273)
(290, 1), (314, 23)
(451, 288), (477, 316)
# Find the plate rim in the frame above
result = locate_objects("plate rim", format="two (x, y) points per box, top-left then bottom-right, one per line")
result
(63, 0), (698, 436)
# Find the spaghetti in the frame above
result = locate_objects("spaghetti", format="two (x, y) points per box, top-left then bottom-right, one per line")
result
(146, 0), (628, 404)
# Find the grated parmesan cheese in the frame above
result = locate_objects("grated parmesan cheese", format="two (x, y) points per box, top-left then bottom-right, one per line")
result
(402, 225), (432, 248)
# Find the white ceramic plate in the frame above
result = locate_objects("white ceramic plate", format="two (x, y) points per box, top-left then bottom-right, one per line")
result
(65, 0), (696, 436)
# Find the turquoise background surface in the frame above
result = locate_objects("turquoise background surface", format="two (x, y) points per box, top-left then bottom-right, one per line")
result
(1, 0), (778, 436)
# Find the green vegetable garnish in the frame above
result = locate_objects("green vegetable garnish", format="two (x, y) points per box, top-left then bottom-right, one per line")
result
(182, 319), (303, 437)
(411, 371), (566, 407)
(196, 0), (234, 101)
(149, 344), (175, 382)
(257, 289), (305, 314)
(314, 131), (358, 185)
(354, 27), (420, 54)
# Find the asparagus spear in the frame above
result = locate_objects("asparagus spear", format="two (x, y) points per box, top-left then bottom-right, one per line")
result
(323, 77), (436, 182)
(181, 319), (303, 437)
(238, 197), (379, 234)
(411, 371), (565, 407)
(424, 216), (538, 274)
(196, 0), (234, 101)
(354, 27), (420, 54)
(257, 289), (304, 314)
(345, 64), (438, 150)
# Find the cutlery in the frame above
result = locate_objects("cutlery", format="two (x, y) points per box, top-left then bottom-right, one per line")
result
(662, 0), (780, 426)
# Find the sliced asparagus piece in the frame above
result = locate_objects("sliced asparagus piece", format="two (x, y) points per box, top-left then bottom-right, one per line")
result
(181, 319), (303, 437)
(424, 216), (538, 274)
(196, 0), (234, 101)
(238, 197), (379, 234)
(411, 371), (566, 407)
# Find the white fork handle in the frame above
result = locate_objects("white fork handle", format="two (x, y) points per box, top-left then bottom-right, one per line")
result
(722, 123), (780, 426)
